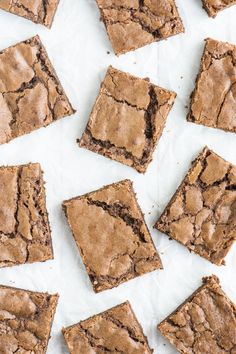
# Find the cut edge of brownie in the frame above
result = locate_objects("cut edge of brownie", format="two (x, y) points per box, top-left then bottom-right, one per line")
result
(201, 0), (236, 18)
(62, 179), (163, 293)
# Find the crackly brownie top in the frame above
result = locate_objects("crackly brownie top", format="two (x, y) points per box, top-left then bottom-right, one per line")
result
(0, 163), (53, 267)
(158, 275), (236, 354)
(79, 66), (176, 173)
(202, 0), (236, 17)
(63, 301), (153, 354)
(155, 147), (236, 265)
(63, 179), (162, 292)
(0, 285), (58, 353)
(0, 35), (74, 145)
(0, 0), (60, 27)
(188, 38), (236, 133)
(96, 0), (184, 54)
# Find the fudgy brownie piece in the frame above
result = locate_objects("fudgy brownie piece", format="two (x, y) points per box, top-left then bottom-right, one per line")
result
(63, 179), (162, 292)
(0, 35), (75, 145)
(202, 0), (236, 17)
(0, 163), (53, 267)
(0, 0), (60, 27)
(0, 284), (58, 353)
(96, 0), (184, 55)
(79, 66), (176, 173)
(154, 147), (236, 265)
(187, 38), (236, 133)
(158, 275), (236, 354)
(62, 301), (153, 353)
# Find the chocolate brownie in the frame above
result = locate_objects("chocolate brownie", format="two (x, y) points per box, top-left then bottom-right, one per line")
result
(0, 0), (60, 28)
(0, 162), (53, 267)
(0, 284), (58, 353)
(63, 179), (162, 292)
(96, 0), (184, 55)
(188, 38), (236, 133)
(202, 0), (236, 17)
(0, 35), (75, 145)
(62, 301), (153, 353)
(79, 66), (176, 173)
(154, 147), (236, 265)
(158, 275), (236, 354)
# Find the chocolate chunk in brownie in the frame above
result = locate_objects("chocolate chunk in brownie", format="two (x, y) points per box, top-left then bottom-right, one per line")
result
(154, 147), (236, 265)
(62, 301), (153, 353)
(158, 275), (236, 354)
(0, 163), (53, 267)
(79, 66), (176, 173)
(187, 38), (236, 133)
(0, 284), (58, 353)
(96, 0), (184, 55)
(202, 0), (236, 17)
(0, 0), (60, 28)
(0, 35), (75, 145)
(63, 179), (162, 292)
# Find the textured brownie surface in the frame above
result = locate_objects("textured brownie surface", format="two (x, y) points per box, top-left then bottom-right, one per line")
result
(79, 66), (176, 173)
(188, 38), (236, 133)
(0, 0), (60, 27)
(63, 179), (162, 292)
(202, 0), (236, 17)
(0, 35), (75, 145)
(63, 301), (153, 353)
(158, 275), (236, 354)
(0, 285), (58, 353)
(96, 0), (184, 55)
(0, 163), (53, 267)
(154, 147), (236, 265)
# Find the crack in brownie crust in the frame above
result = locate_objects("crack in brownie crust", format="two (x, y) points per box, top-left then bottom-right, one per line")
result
(62, 301), (153, 353)
(0, 285), (58, 353)
(187, 38), (236, 133)
(158, 275), (236, 354)
(63, 179), (162, 292)
(0, 35), (75, 145)
(0, 163), (53, 267)
(79, 66), (176, 173)
(96, 0), (184, 55)
(202, 0), (236, 17)
(0, 0), (60, 27)
(154, 147), (236, 265)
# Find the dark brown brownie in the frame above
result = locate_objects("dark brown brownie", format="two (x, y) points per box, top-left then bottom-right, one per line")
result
(62, 301), (153, 353)
(0, 162), (53, 267)
(187, 38), (236, 133)
(0, 284), (58, 353)
(158, 275), (236, 354)
(154, 147), (236, 265)
(0, 0), (60, 28)
(202, 0), (236, 17)
(63, 179), (162, 292)
(0, 35), (75, 145)
(96, 0), (184, 55)
(79, 66), (176, 173)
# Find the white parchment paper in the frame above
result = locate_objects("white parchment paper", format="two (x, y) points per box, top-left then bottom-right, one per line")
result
(0, 1), (235, 353)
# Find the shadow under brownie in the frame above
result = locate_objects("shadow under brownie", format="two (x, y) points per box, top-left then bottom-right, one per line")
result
(63, 179), (162, 292)
(202, 0), (236, 17)
(79, 66), (176, 173)
(62, 301), (153, 353)
(154, 146), (236, 265)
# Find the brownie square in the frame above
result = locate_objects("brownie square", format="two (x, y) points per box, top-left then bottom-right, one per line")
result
(158, 275), (236, 354)
(0, 0), (60, 27)
(187, 38), (236, 133)
(154, 147), (236, 265)
(63, 179), (162, 292)
(79, 66), (176, 173)
(62, 301), (153, 353)
(0, 35), (75, 145)
(0, 162), (53, 267)
(202, 0), (236, 17)
(0, 284), (58, 353)
(96, 0), (184, 55)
